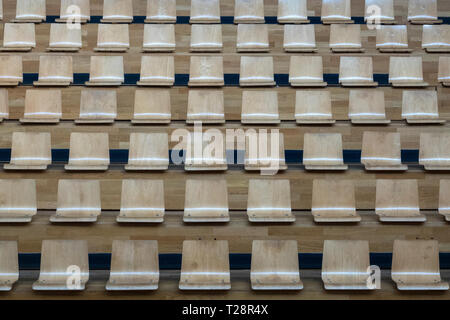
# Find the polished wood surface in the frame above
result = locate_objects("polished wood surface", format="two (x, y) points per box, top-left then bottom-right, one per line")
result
(143, 24), (175, 53)
(4, 131), (51, 170)
(376, 25), (411, 53)
(239, 56), (275, 86)
(361, 131), (406, 170)
(48, 23), (82, 52)
(190, 0), (221, 24)
(303, 133), (347, 170)
(20, 89), (62, 123)
(236, 24), (269, 52)
(138, 56), (174, 86)
(188, 56), (224, 87)
(339, 56), (377, 87)
(187, 89), (224, 123)
(76, 89), (117, 123)
(234, 0), (265, 24)
(329, 24), (363, 52)
(125, 132), (169, 170)
(348, 89), (390, 124)
(94, 24), (129, 52)
(241, 90), (279, 124)
(0, 179), (36, 222)
(278, 0), (308, 24)
(289, 56), (326, 87)
(100, 0), (133, 24)
(13, 0), (45, 23)
(85, 56), (124, 86)
(389, 56), (428, 87)
(321, 0), (352, 24)
(65, 132), (110, 171)
(1, 23), (35, 51)
(190, 24), (223, 52)
(419, 132), (450, 170)
(0, 241), (18, 291)
(295, 90), (334, 124)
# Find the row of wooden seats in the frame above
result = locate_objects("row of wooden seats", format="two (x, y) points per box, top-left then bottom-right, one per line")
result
(1, 239), (448, 291)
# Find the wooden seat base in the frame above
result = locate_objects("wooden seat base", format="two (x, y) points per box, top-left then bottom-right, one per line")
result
(391, 81), (428, 87)
(179, 283), (231, 290)
(0, 47), (33, 52)
(313, 213), (361, 223)
(188, 80), (224, 87)
(423, 165), (450, 171)
(137, 81), (174, 87)
(183, 216), (230, 223)
(278, 18), (309, 24)
(185, 164), (227, 171)
(3, 164), (48, 170)
(296, 119), (335, 124)
(85, 81), (122, 87)
(247, 212), (295, 223)
(94, 47), (129, 52)
(331, 48), (364, 53)
(143, 46), (175, 53)
(33, 81), (71, 87)
(379, 48), (413, 53)
(396, 282), (449, 290)
(322, 19), (354, 24)
(252, 282), (303, 290)
(74, 119), (115, 124)
(106, 282), (158, 291)
(144, 19), (176, 23)
(406, 119), (445, 124)
(116, 216), (164, 223)
(47, 47), (80, 52)
(378, 215), (426, 222)
(0, 215), (33, 223)
(100, 18), (133, 23)
(0, 82), (20, 87)
(124, 165), (169, 171)
(20, 118), (60, 123)
(241, 119), (280, 124)
(409, 19), (442, 24)
(425, 48), (450, 53)
(284, 47), (317, 53)
(305, 165), (348, 171)
(351, 119), (391, 124)
(341, 81), (378, 87)
(324, 283), (374, 290)
(240, 80), (275, 87)
(50, 214), (98, 223)
(55, 18), (89, 24)
(364, 165), (408, 171)
(131, 119), (171, 124)
(245, 164), (288, 171)
(32, 281), (86, 291)
(237, 47), (270, 53)
(64, 165), (109, 171)
(291, 82), (327, 87)
(11, 19), (44, 23)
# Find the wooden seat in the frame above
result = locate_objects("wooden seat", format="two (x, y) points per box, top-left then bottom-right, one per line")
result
(0, 179), (36, 223)
(106, 240), (159, 291)
(277, 0), (309, 24)
(321, 0), (353, 24)
(236, 24), (269, 52)
(142, 24), (175, 52)
(245, 132), (287, 172)
(101, 0), (133, 23)
(376, 25), (412, 52)
(76, 89), (117, 124)
(329, 24), (364, 52)
(239, 56), (275, 87)
(241, 91), (279, 124)
(4, 132), (51, 170)
(145, 0), (176, 23)
(13, 0), (46, 23)
(51, 179), (101, 222)
(190, 24), (223, 52)
(295, 90), (334, 124)
(234, 0), (264, 24)
(389, 57), (428, 87)
(361, 132), (407, 170)
(0, 23), (35, 51)
(375, 179), (425, 222)
(303, 133), (347, 170)
(94, 24), (129, 52)
(188, 56), (224, 87)
(289, 56), (326, 87)
(402, 90), (444, 123)
(190, 0), (220, 24)
(322, 240), (375, 290)
(47, 23), (82, 52)
(32, 240), (89, 290)
(438, 56), (450, 86)
(0, 241), (18, 291)
(118, 180), (165, 223)
(184, 179), (229, 222)
(138, 56), (174, 87)
(339, 57), (377, 87)
(85, 56), (124, 86)
(312, 180), (360, 222)
(283, 24), (317, 52)
(132, 89), (171, 124)
(408, 0), (442, 24)
(184, 132), (227, 171)
(392, 240), (448, 290)
(55, 0), (90, 23)
(0, 89), (8, 121)
(365, 0), (395, 24)
(179, 240), (230, 290)
(65, 132), (110, 171)
(419, 132), (450, 170)
(187, 89), (224, 124)
(251, 240), (302, 290)
(125, 133), (169, 171)
(422, 25), (450, 52)
(34, 56), (73, 87)
(247, 179), (294, 222)
(0, 56), (22, 86)
(439, 180), (450, 221)
(20, 89), (62, 123)
(349, 90), (390, 124)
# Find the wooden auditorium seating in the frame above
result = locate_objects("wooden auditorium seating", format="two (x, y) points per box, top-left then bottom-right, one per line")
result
(236, 24), (269, 52)
(0, 56), (22, 86)
(339, 56), (377, 87)
(118, 179), (165, 223)
(142, 24), (176, 52)
(190, 0), (221, 24)
(101, 0), (133, 24)
(32, 240), (89, 291)
(76, 89), (117, 124)
(138, 56), (174, 87)
(0, 179), (36, 223)
(277, 0), (309, 24)
(389, 56), (428, 87)
(303, 133), (347, 170)
(190, 24), (223, 52)
(65, 132), (110, 171)
(188, 56), (224, 87)
(376, 25), (411, 53)
(106, 240), (159, 291)
(241, 90), (279, 124)
(34, 55), (73, 86)
(419, 132), (450, 170)
(132, 89), (171, 124)
(0, 241), (18, 291)
(246, 179), (294, 222)
(322, 240), (375, 290)
(289, 56), (326, 87)
(438, 56), (450, 86)
(47, 23), (82, 52)
(392, 240), (449, 290)
(407, 0), (442, 24)
(184, 132), (227, 171)
(55, 0), (90, 23)
(283, 24), (317, 52)
(145, 0), (176, 23)
(0, 89), (8, 121)
(51, 179), (101, 222)
(439, 180), (450, 221)
(0, 1), (3, 21)
(0, 23), (35, 51)
(184, 179), (229, 222)
(251, 240), (303, 290)
(234, 0), (265, 24)
(321, 0), (353, 24)
(125, 132), (169, 171)
(94, 24), (130, 52)
(422, 25), (450, 52)
(375, 179), (425, 222)
(85, 56), (124, 86)
(361, 132), (407, 171)
(311, 180), (360, 222)
(295, 90), (334, 124)
(4, 132), (51, 170)
(187, 89), (225, 124)
(239, 56), (275, 87)
(179, 240), (230, 290)
(13, 0), (45, 23)
(402, 90), (444, 123)
(364, 0), (395, 24)
(245, 132), (287, 172)
(20, 89), (62, 123)
(329, 24), (363, 53)
(348, 90), (390, 124)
